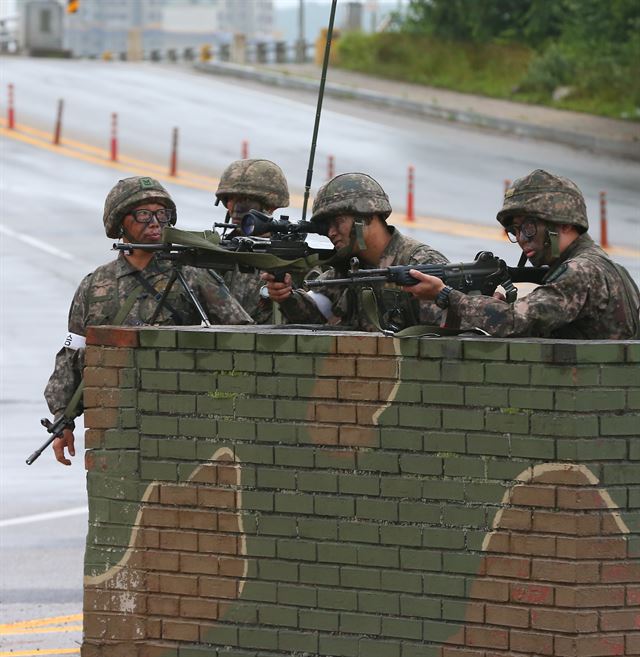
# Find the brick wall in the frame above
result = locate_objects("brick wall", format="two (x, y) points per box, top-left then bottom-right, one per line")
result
(81, 326), (640, 657)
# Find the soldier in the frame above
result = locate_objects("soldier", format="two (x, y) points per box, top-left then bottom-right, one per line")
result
(214, 159), (290, 323)
(404, 169), (640, 339)
(45, 176), (252, 465)
(261, 172), (448, 331)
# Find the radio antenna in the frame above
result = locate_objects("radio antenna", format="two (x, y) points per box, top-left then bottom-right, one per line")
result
(301, 0), (338, 221)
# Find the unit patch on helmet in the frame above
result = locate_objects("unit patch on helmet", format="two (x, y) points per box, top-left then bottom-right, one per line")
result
(139, 177), (156, 189)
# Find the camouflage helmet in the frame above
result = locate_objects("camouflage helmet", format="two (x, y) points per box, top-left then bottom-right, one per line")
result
(310, 173), (392, 226)
(497, 169), (588, 232)
(103, 176), (176, 238)
(215, 159), (290, 209)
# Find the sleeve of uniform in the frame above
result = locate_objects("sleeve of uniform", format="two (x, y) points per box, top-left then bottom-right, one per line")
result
(44, 274), (91, 417)
(186, 268), (254, 325)
(410, 245), (449, 266)
(449, 260), (592, 337)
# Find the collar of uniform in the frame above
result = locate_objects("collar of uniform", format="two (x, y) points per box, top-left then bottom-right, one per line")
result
(545, 232), (594, 279)
(379, 225), (400, 260)
(114, 251), (173, 279)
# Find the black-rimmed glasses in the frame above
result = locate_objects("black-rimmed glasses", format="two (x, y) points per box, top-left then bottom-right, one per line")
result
(130, 208), (174, 225)
(505, 218), (538, 243)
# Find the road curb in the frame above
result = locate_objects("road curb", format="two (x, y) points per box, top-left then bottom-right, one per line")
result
(194, 61), (640, 162)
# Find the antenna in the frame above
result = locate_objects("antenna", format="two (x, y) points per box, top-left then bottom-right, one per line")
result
(301, 0), (338, 221)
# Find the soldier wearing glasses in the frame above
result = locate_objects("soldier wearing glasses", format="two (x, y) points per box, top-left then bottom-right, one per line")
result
(45, 176), (251, 465)
(403, 169), (639, 339)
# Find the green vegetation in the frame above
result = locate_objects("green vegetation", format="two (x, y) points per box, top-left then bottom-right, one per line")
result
(335, 0), (640, 119)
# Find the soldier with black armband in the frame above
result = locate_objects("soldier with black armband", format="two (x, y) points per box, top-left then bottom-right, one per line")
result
(261, 172), (449, 332)
(403, 169), (640, 339)
(44, 176), (252, 466)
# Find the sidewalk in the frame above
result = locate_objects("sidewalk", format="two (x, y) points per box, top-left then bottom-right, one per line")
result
(194, 61), (640, 162)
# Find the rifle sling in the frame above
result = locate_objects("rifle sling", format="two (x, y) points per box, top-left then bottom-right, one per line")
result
(361, 288), (489, 338)
(133, 271), (184, 325)
(58, 281), (144, 427)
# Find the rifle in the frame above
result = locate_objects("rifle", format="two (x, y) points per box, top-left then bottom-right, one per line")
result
(113, 225), (335, 325)
(304, 251), (548, 303)
(26, 413), (78, 466)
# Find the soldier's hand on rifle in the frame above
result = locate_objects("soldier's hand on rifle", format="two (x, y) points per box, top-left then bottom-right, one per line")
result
(260, 272), (293, 304)
(402, 270), (445, 300)
(53, 428), (76, 466)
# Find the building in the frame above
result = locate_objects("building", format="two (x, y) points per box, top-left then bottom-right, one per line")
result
(63, 0), (274, 58)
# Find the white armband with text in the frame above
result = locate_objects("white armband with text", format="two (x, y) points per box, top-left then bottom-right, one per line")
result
(63, 332), (86, 351)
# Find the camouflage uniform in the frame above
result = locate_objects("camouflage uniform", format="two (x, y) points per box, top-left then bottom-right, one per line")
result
(449, 170), (639, 339)
(279, 173), (448, 331)
(215, 159), (290, 324)
(45, 177), (252, 418)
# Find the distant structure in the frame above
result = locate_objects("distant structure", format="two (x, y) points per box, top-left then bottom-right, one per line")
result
(20, 0), (68, 56)
(63, 0), (274, 58)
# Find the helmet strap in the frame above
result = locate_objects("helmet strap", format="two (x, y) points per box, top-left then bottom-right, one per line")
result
(353, 218), (367, 252)
(545, 227), (560, 258)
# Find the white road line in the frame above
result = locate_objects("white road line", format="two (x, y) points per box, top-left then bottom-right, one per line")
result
(0, 224), (74, 261)
(0, 506), (88, 528)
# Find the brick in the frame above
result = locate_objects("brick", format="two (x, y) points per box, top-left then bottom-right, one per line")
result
(336, 335), (378, 355)
(141, 370), (178, 391)
(601, 561), (640, 583)
(256, 333), (297, 353)
(380, 428), (423, 454)
(315, 355), (356, 376)
(339, 473), (380, 496)
(555, 584), (625, 608)
(462, 433), (506, 457)
(341, 611), (382, 635)
(485, 362), (530, 385)
(317, 586), (358, 611)
(382, 616), (423, 640)
(531, 559), (600, 584)
(400, 454), (442, 476)
(258, 603), (297, 627)
(423, 384), (464, 405)
(531, 608), (598, 633)
(442, 408), (484, 431)
(467, 578), (510, 602)
(399, 405), (441, 428)
(443, 456), (485, 478)
(556, 389), (626, 411)
(509, 387), (554, 410)
(139, 329), (176, 348)
(279, 630), (318, 653)
(318, 542), (359, 565)
(485, 555), (530, 579)
(602, 365), (638, 386)
(277, 583), (316, 606)
(319, 636), (360, 657)
(402, 359), (441, 381)
(466, 625), (508, 649)
(530, 364), (599, 386)
(356, 591), (399, 615)
(296, 334), (336, 354)
(299, 377), (339, 399)
(299, 517), (338, 540)
(556, 536), (627, 560)
(417, 434), (461, 457)
(601, 413), (640, 436)
(510, 582), (554, 606)
(341, 566), (381, 589)
(339, 521), (380, 544)
(299, 608), (339, 631)
(465, 386), (510, 407)
(356, 357), (399, 379)
(509, 630), (554, 655)
(356, 498), (398, 522)
(196, 350), (233, 370)
(599, 610), (640, 631)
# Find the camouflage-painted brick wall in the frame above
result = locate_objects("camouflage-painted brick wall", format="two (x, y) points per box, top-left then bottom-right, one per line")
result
(81, 326), (640, 657)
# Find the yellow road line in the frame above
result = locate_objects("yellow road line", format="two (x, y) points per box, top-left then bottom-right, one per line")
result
(0, 650), (80, 656)
(1, 120), (637, 258)
(0, 614), (82, 631)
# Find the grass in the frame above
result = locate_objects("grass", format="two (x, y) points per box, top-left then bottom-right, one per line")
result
(334, 32), (639, 121)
